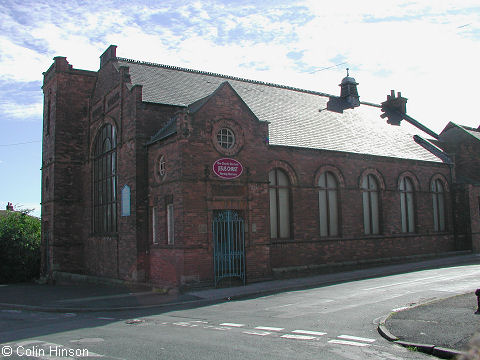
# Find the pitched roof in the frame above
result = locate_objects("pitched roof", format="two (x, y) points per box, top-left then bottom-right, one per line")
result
(460, 125), (480, 141)
(116, 58), (444, 163)
(440, 122), (480, 142)
(149, 116), (177, 144)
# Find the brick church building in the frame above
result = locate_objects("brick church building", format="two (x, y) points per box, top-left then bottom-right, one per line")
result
(41, 45), (480, 288)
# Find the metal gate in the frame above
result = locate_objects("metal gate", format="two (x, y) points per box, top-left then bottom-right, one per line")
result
(213, 210), (245, 287)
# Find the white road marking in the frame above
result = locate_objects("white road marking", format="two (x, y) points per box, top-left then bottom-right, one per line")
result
(328, 339), (370, 347)
(204, 325), (231, 331)
(292, 330), (327, 336)
(362, 275), (452, 291)
(337, 335), (375, 343)
(254, 326), (284, 331)
(219, 322), (245, 327)
(243, 330), (271, 336)
(173, 321), (198, 327)
(391, 306), (411, 312)
(281, 334), (317, 340)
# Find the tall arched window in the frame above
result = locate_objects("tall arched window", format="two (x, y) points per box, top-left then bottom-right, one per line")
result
(362, 174), (380, 235)
(318, 171), (339, 237)
(432, 179), (446, 232)
(399, 176), (415, 233)
(269, 168), (291, 239)
(93, 124), (117, 234)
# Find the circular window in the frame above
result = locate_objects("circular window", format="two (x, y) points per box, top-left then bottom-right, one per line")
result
(211, 120), (244, 156)
(217, 128), (235, 149)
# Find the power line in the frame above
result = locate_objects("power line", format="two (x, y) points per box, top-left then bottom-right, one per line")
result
(309, 62), (348, 74)
(0, 140), (41, 147)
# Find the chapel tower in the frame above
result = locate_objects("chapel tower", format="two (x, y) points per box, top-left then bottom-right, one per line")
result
(41, 56), (97, 276)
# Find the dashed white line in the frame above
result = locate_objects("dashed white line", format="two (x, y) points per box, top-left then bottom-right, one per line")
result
(337, 335), (375, 343)
(328, 339), (370, 347)
(292, 330), (327, 336)
(219, 322), (245, 327)
(254, 326), (284, 331)
(243, 330), (271, 336)
(281, 334), (317, 340)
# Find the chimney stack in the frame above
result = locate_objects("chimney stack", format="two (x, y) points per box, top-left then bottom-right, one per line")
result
(100, 45), (117, 68)
(381, 90), (408, 126)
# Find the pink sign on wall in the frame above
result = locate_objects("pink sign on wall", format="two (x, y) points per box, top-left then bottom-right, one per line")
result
(213, 158), (243, 179)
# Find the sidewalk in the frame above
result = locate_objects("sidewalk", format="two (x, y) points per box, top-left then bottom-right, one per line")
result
(0, 252), (477, 312)
(0, 253), (479, 359)
(379, 292), (477, 359)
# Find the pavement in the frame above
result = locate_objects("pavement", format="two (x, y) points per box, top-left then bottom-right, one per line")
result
(379, 292), (477, 359)
(1, 253), (480, 359)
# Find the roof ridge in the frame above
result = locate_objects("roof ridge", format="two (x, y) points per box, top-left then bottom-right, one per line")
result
(116, 56), (340, 99)
(460, 124), (480, 132)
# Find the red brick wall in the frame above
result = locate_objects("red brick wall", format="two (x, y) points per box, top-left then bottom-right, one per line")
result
(468, 185), (480, 252)
(149, 82), (455, 284)
(41, 57), (97, 275)
(44, 55), (462, 288)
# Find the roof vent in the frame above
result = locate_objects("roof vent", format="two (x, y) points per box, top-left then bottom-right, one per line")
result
(339, 68), (360, 108)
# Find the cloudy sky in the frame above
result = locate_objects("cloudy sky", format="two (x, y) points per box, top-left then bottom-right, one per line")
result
(0, 0), (479, 216)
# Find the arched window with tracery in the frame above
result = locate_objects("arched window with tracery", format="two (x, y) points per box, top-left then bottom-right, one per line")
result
(399, 176), (415, 233)
(431, 178), (446, 232)
(318, 171), (339, 237)
(269, 168), (291, 239)
(361, 174), (380, 235)
(93, 124), (117, 234)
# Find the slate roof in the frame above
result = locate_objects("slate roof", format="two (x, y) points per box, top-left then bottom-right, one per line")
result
(460, 125), (480, 141)
(150, 116), (177, 144)
(116, 58), (444, 163)
(440, 122), (480, 142)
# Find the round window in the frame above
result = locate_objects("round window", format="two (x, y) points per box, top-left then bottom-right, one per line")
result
(157, 155), (166, 178)
(217, 128), (235, 149)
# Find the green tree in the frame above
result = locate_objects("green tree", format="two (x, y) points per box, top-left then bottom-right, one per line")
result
(0, 210), (41, 283)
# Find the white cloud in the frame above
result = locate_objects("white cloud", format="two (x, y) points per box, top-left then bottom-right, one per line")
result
(0, 100), (43, 121)
(0, 37), (51, 82)
(0, 0), (478, 133)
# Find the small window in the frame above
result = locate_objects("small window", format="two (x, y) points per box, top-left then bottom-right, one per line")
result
(399, 177), (415, 233)
(217, 128), (235, 149)
(362, 174), (380, 235)
(46, 97), (51, 136)
(167, 203), (174, 245)
(318, 172), (339, 237)
(158, 155), (166, 177)
(269, 168), (291, 239)
(121, 185), (131, 217)
(432, 179), (446, 231)
(152, 206), (158, 244)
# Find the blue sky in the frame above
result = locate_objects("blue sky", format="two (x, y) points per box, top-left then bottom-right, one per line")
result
(0, 0), (479, 217)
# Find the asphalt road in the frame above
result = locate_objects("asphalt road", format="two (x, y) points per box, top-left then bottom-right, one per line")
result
(2, 262), (479, 360)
